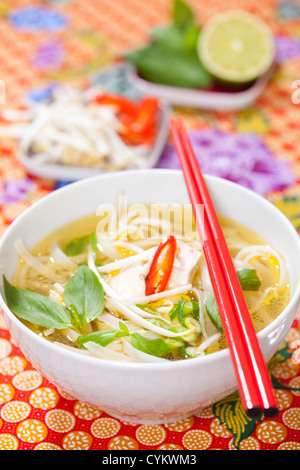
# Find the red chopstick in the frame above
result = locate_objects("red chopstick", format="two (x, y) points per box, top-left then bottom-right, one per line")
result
(170, 118), (278, 418)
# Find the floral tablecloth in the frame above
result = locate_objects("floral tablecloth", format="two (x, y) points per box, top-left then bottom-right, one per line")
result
(1, 0), (300, 451)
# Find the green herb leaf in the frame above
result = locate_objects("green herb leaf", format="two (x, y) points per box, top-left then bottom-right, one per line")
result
(182, 299), (199, 318)
(62, 232), (98, 256)
(125, 45), (212, 89)
(67, 304), (83, 334)
(89, 232), (98, 254)
(236, 269), (261, 291)
(130, 332), (178, 358)
(151, 23), (199, 54)
(3, 275), (72, 330)
(205, 269), (261, 333)
(119, 321), (129, 335)
(64, 265), (104, 327)
(136, 304), (157, 313)
(170, 297), (199, 327)
(205, 292), (224, 334)
(62, 234), (90, 256)
(173, 0), (195, 29)
(77, 328), (129, 348)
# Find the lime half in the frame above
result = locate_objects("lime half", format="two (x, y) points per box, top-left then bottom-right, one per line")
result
(198, 10), (275, 83)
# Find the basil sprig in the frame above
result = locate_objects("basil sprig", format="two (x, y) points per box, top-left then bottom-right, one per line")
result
(205, 268), (261, 334)
(78, 321), (178, 359)
(64, 264), (104, 328)
(3, 265), (104, 334)
(77, 321), (129, 348)
(3, 275), (73, 330)
(62, 231), (97, 256)
(125, 0), (212, 89)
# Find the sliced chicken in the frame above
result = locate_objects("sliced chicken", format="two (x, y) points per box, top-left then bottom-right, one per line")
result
(168, 241), (201, 288)
(108, 240), (201, 298)
(109, 258), (150, 298)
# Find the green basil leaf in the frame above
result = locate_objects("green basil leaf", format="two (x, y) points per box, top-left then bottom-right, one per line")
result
(119, 321), (129, 335)
(67, 304), (84, 333)
(151, 25), (187, 51)
(64, 265), (104, 325)
(77, 328), (129, 348)
(125, 45), (212, 89)
(151, 23), (199, 55)
(136, 304), (161, 315)
(89, 232), (98, 253)
(170, 297), (184, 321)
(205, 269), (261, 333)
(130, 332), (178, 358)
(205, 292), (224, 334)
(173, 0), (195, 29)
(136, 303), (156, 313)
(237, 269), (261, 291)
(62, 234), (90, 256)
(3, 275), (72, 330)
(63, 232), (98, 256)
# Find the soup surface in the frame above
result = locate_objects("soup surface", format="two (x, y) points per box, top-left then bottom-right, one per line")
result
(5, 204), (290, 362)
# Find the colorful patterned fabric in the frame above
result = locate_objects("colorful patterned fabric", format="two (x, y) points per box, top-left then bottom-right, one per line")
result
(1, 0), (300, 450)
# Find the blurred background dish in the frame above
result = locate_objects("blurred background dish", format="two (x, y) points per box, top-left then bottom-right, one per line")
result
(129, 66), (273, 111)
(1, 85), (170, 181)
(125, 3), (275, 110)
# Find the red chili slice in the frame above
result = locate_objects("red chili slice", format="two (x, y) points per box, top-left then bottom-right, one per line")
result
(145, 236), (177, 296)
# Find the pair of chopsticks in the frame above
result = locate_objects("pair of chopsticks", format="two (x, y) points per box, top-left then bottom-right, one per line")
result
(170, 119), (278, 418)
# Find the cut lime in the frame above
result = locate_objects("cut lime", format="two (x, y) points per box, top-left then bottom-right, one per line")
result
(198, 10), (275, 83)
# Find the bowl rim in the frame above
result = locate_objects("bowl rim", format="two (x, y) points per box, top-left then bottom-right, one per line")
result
(1, 168), (300, 372)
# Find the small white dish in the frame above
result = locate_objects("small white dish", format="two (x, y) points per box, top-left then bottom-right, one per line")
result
(129, 66), (273, 111)
(18, 99), (170, 182)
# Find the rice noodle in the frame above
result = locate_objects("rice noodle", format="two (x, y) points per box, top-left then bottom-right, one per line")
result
(53, 282), (64, 293)
(88, 249), (185, 336)
(43, 328), (55, 337)
(15, 240), (65, 292)
(83, 341), (135, 361)
(125, 284), (193, 304)
(17, 263), (30, 289)
(197, 332), (221, 353)
(97, 313), (141, 333)
(191, 287), (207, 338)
(15, 240), (49, 275)
(199, 259), (213, 299)
(50, 243), (76, 266)
(97, 239), (121, 260)
(155, 299), (174, 314)
(106, 296), (192, 338)
(235, 245), (288, 285)
(105, 298), (172, 325)
(122, 338), (169, 363)
(97, 246), (156, 273)
(64, 328), (81, 342)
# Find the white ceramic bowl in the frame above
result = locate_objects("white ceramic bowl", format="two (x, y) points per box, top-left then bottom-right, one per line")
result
(1, 169), (300, 424)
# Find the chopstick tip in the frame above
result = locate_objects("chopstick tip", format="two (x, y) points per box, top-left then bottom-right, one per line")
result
(264, 407), (279, 419)
(246, 407), (263, 419)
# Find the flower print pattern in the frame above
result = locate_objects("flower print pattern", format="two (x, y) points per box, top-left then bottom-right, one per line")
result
(157, 128), (295, 196)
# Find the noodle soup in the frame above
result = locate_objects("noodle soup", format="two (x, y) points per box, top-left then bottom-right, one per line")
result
(4, 204), (290, 363)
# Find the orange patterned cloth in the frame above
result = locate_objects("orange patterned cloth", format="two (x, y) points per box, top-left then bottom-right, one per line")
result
(1, 0), (300, 450)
